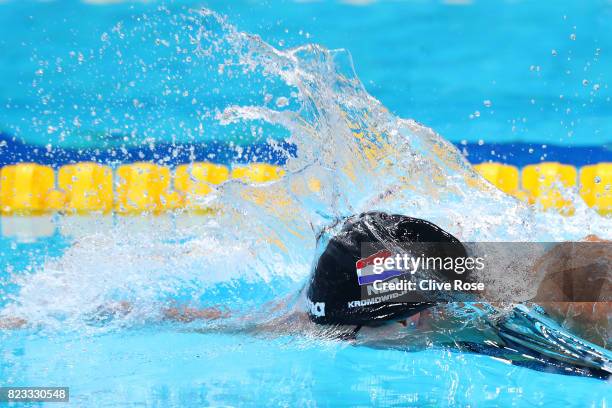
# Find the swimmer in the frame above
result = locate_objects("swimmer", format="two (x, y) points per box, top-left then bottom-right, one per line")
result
(267, 212), (610, 348)
(1, 212), (609, 376)
(230, 211), (610, 377)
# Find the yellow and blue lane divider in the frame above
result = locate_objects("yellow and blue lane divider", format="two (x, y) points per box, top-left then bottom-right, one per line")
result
(0, 162), (285, 215)
(473, 162), (611, 215)
(0, 161), (610, 216)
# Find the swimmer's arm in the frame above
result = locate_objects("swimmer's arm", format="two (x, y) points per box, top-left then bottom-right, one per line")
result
(0, 294), (295, 330)
(161, 291), (297, 325)
(0, 305), (227, 330)
(0, 317), (27, 330)
(533, 235), (611, 347)
(162, 306), (229, 322)
(96, 301), (230, 323)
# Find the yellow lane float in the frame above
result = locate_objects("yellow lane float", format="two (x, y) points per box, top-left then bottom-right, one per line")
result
(472, 162), (527, 201)
(115, 162), (178, 214)
(580, 163), (612, 215)
(175, 163), (229, 211)
(231, 163), (285, 183)
(58, 162), (113, 214)
(522, 162), (577, 214)
(0, 163), (56, 215)
(0, 161), (610, 215)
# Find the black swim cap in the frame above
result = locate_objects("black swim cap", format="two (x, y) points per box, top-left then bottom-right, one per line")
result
(306, 211), (469, 326)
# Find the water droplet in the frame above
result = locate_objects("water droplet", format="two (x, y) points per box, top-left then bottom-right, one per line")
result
(593, 84), (600, 91)
(594, 176), (601, 184)
(569, 33), (576, 41)
(483, 100), (492, 108)
(155, 38), (169, 47)
(275, 97), (289, 108)
(551, 49), (558, 56)
(582, 79), (589, 86)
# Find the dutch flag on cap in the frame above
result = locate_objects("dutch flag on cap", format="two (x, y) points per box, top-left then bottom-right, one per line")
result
(355, 250), (402, 286)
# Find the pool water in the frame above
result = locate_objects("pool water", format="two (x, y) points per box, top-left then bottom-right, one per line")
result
(1, 0), (611, 147)
(1, 225), (610, 407)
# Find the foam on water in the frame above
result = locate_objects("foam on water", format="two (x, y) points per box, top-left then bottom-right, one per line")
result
(1, 8), (611, 331)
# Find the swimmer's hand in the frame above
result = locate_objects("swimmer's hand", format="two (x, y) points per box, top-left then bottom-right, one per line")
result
(0, 317), (27, 330)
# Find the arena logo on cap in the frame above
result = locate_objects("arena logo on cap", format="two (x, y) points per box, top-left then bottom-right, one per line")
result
(355, 250), (402, 286)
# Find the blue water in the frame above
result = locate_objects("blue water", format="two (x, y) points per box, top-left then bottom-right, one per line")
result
(0, 0), (611, 148)
(3, 331), (611, 406)
(1, 227), (610, 407)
